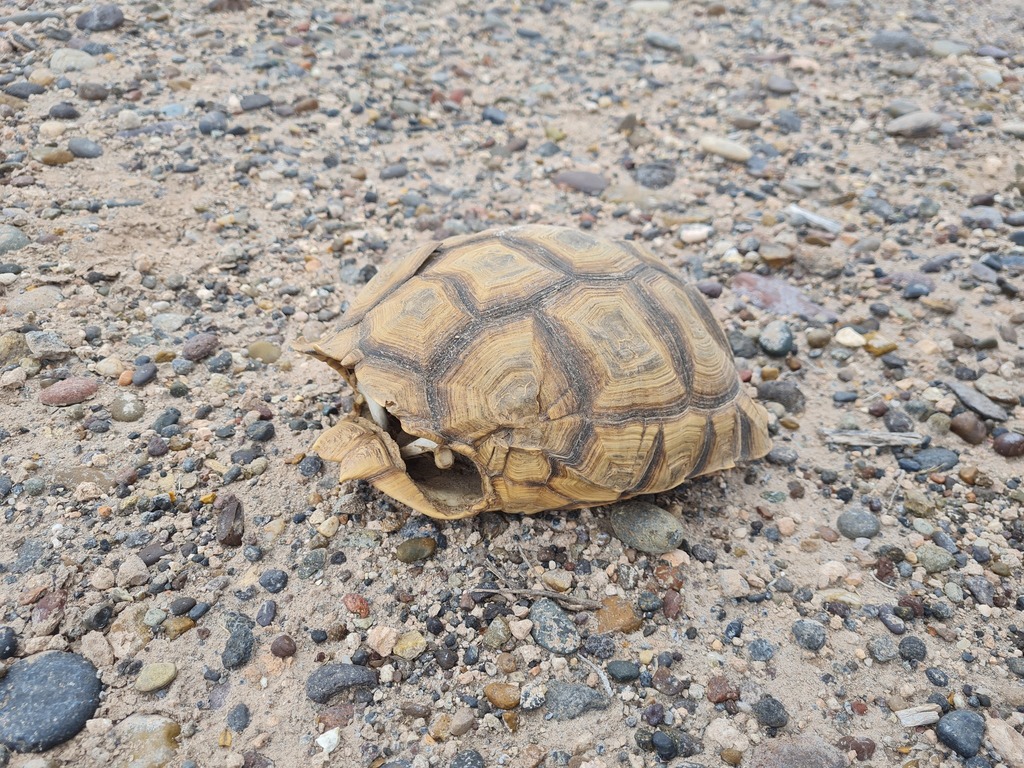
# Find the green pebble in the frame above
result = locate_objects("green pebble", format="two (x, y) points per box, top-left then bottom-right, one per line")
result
(395, 536), (437, 563)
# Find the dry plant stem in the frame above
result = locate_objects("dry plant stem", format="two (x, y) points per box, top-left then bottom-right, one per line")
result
(578, 655), (613, 697)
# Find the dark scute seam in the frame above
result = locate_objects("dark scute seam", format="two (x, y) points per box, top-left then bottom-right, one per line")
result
(687, 416), (716, 479)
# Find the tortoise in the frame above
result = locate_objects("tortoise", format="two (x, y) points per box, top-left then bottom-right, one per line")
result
(298, 225), (771, 520)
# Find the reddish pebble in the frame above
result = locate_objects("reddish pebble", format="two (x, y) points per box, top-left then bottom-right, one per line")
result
(39, 377), (98, 406)
(706, 675), (740, 704)
(343, 593), (370, 618)
(662, 588), (682, 620)
(993, 431), (1024, 457)
(270, 634), (297, 658)
(836, 735), (876, 761)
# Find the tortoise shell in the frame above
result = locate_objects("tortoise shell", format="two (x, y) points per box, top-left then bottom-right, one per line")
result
(300, 225), (771, 520)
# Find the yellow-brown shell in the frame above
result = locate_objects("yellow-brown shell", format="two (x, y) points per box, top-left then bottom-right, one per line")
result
(301, 225), (771, 519)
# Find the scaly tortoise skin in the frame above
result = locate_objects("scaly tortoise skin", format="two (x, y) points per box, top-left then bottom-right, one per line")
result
(300, 225), (772, 520)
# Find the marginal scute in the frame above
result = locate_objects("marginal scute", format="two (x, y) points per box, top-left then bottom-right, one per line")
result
(303, 224), (772, 519)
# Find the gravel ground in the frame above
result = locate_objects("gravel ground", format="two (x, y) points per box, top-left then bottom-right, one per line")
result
(1, 1), (1024, 767)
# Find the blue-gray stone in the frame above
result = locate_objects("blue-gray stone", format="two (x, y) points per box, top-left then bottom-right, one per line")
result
(609, 501), (685, 555)
(0, 652), (101, 752)
(450, 750), (485, 768)
(936, 710), (984, 757)
(792, 619), (826, 651)
(544, 681), (608, 720)
(68, 138), (103, 158)
(0, 226), (29, 256)
(529, 599), (579, 654)
(836, 507), (881, 539)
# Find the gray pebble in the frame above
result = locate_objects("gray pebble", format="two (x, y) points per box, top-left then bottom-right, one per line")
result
(765, 446), (798, 466)
(645, 32), (682, 52)
(758, 320), (795, 357)
(240, 94), (271, 111)
(529, 598), (580, 654)
(543, 680), (608, 720)
(0, 226), (29, 255)
(259, 569), (288, 594)
(226, 703), (250, 732)
(836, 507), (880, 539)
(68, 138), (103, 159)
(222, 614), (255, 670)
(609, 501), (685, 555)
(381, 163), (408, 180)
(870, 30), (927, 57)
(791, 619), (826, 651)
(917, 543), (956, 573)
(76, 4), (124, 31)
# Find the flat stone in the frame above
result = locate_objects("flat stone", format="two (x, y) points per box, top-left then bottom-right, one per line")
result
(109, 715), (179, 768)
(67, 138), (103, 159)
(645, 32), (682, 52)
(395, 537), (436, 563)
(392, 631), (427, 660)
(26, 330), (70, 360)
(8, 286), (63, 315)
(1003, 121), (1024, 139)
(306, 664), (379, 703)
(0, 652), (101, 752)
(750, 735), (845, 768)
(870, 30), (927, 57)
(609, 501), (685, 554)
(76, 4), (124, 31)
(974, 373), (1020, 404)
(553, 170), (608, 195)
(39, 377), (98, 406)
(699, 135), (752, 162)
(961, 206), (1003, 229)
(943, 379), (1008, 421)
(49, 49), (97, 73)
(136, 662), (177, 692)
(543, 681), (608, 720)
(836, 507), (880, 539)
(529, 598), (579, 654)
(885, 111), (942, 137)
(595, 596), (642, 634)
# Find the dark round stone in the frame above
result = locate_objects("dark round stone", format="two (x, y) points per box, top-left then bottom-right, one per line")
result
(49, 102), (81, 120)
(68, 138), (103, 159)
(0, 652), (101, 752)
(270, 634), (296, 658)
(936, 709), (984, 757)
(199, 111), (229, 135)
(255, 600), (277, 627)
(747, 638), (775, 661)
(752, 695), (789, 728)
(607, 660), (641, 682)
(226, 703), (250, 732)
(792, 619), (826, 651)
(246, 421), (275, 442)
(925, 667), (949, 686)
(651, 730), (677, 761)
(168, 597), (196, 616)
(898, 636), (927, 662)
(994, 432), (1024, 457)
(259, 569), (288, 594)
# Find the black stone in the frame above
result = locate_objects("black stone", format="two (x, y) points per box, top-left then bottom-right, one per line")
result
(898, 636), (927, 662)
(450, 750), (485, 768)
(76, 4), (124, 31)
(226, 703), (250, 732)
(752, 695), (789, 728)
(0, 628), (16, 659)
(305, 664), (379, 703)
(792, 619), (826, 651)
(259, 569), (288, 594)
(0, 652), (101, 752)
